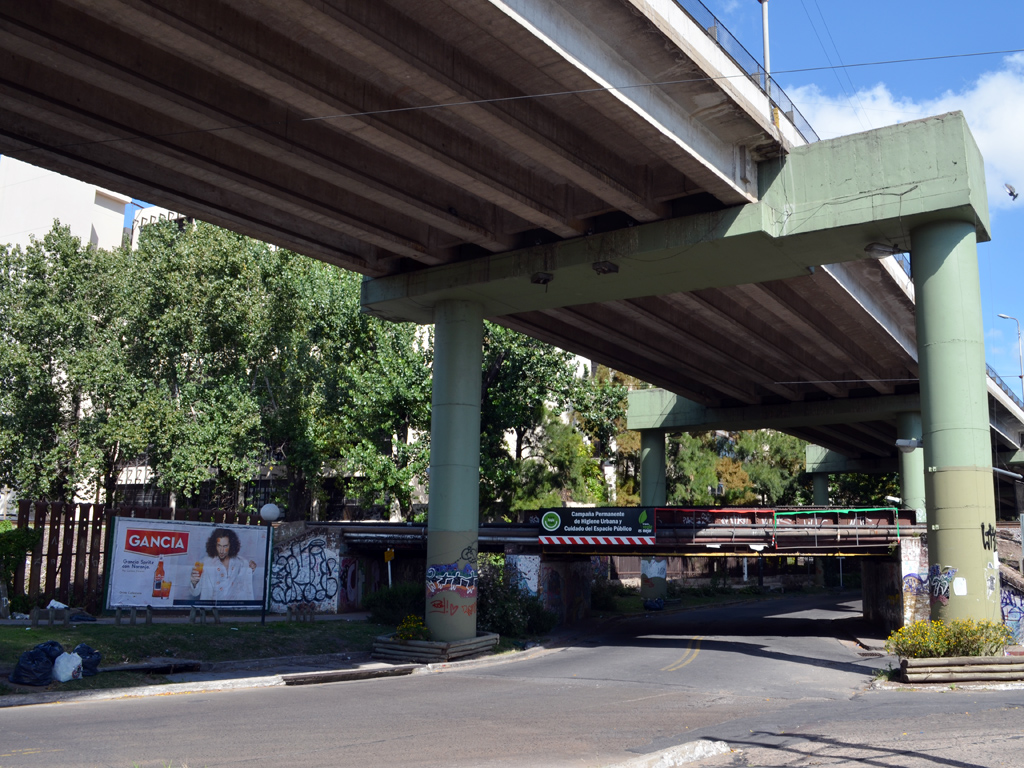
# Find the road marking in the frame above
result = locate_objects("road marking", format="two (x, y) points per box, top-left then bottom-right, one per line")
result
(661, 636), (704, 671)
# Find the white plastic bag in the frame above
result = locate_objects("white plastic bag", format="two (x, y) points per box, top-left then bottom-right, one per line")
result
(53, 652), (83, 682)
(46, 599), (68, 610)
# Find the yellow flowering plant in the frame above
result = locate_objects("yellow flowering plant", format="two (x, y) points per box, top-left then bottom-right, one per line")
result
(885, 619), (1012, 658)
(396, 614), (432, 642)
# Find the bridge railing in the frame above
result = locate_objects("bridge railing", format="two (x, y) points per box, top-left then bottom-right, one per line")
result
(988, 363), (1024, 410)
(671, 0), (819, 144)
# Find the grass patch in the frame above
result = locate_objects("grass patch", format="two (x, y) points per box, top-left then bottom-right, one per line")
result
(0, 671), (174, 696)
(0, 618), (390, 670)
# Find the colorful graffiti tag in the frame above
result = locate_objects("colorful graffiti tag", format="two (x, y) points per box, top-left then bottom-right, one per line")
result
(1001, 589), (1024, 644)
(426, 562), (477, 597)
(902, 573), (929, 595)
(928, 564), (957, 606)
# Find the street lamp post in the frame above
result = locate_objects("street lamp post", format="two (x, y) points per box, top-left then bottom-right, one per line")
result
(259, 503), (282, 624)
(998, 313), (1024, 403)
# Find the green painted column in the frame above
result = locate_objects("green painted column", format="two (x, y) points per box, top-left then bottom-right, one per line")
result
(639, 429), (667, 600)
(897, 412), (926, 524)
(812, 473), (829, 506)
(425, 300), (483, 641)
(911, 220), (1000, 622)
(639, 429), (667, 507)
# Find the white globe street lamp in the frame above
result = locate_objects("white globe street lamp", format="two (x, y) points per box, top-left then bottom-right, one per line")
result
(259, 503), (282, 624)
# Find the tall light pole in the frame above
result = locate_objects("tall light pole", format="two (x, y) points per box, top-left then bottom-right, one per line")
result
(998, 313), (1024, 403)
(259, 502), (282, 624)
(758, 0), (770, 95)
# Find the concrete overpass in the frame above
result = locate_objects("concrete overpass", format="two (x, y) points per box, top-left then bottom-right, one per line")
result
(0, 1), (1004, 639)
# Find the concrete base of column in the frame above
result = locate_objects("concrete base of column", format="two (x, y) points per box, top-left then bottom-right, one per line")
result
(640, 556), (668, 600)
(425, 530), (479, 642)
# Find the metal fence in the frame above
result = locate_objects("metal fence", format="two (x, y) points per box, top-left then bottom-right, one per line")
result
(989, 363), (1024, 411)
(672, 0), (818, 144)
(9, 500), (260, 613)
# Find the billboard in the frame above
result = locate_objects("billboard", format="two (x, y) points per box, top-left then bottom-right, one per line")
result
(108, 518), (268, 610)
(539, 507), (656, 545)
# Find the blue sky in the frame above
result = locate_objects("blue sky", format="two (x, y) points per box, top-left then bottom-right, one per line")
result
(704, 0), (1024, 393)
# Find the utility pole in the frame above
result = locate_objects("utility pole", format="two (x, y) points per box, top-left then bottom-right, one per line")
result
(758, 0), (770, 95)
(997, 313), (1024, 403)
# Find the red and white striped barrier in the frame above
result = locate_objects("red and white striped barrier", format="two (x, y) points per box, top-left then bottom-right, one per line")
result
(539, 535), (656, 546)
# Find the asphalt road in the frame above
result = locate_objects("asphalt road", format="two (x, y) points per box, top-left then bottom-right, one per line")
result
(3, 593), (1024, 767)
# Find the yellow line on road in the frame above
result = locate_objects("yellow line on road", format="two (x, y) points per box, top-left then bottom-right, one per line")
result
(661, 636), (704, 672)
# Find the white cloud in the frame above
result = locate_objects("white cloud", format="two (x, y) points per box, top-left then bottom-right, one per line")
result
(787, 53), (1024, 210)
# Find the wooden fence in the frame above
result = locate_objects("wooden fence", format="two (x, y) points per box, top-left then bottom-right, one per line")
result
(10, 500), (259, 613)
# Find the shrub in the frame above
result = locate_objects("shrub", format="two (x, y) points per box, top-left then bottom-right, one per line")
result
(591, 577), (619, 611)
(477, 554), (558, 638)
(396, 614), (431, 642)
(885, 619), (1013, 658)
(0, 526), (41, 602)
(362, 582), (424, 625)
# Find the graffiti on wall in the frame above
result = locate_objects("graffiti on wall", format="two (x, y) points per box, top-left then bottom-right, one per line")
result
(902, 573), (928, 595)
(270, 534), (340, 612)
(425, 562), (477, 597)
(1001, 589), (1024, 644)
(507, 554), (540, 596)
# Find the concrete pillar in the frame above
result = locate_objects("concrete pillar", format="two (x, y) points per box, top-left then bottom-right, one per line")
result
(897, 411), (926, 524)
(425, 300), (483, 641)
(911, 220), (999, 623)
(639, 429), (667, 507)
(639, 429), (667, 600)
(812, 473), (829, 506)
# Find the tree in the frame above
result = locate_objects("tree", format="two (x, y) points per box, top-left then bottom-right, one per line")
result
(0, 223), (137, 501)
(666, 431), (720, 506)
(478, 323), (578, 516)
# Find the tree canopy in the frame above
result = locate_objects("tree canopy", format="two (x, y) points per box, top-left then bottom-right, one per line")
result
(1, 220), (609, 520)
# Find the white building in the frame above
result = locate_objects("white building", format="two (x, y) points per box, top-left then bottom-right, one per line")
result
(0, 156), (130, 250)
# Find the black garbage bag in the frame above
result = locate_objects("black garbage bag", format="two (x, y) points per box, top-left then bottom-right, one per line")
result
(8, 648), (54, 686)
(34, 640), (65, 662)
(73, 644), (102, 677)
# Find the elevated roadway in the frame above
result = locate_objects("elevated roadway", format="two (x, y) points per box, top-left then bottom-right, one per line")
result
(0, 1), (1007, 631)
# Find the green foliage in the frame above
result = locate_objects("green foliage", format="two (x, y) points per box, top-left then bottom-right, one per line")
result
(667, 432), (720, 505)
(0, 526), (41, 599)
(395, 614), (431, 642)
(476, 554), (558, 638)
(885, 619), (1013, 658)
(362, 582), (425, 625)
(667, 429), (809, 507)
(0, 220), (433, 518)
(591, 576), (629, 611)
(506, 410), (608, 514)
(831, 472), (901, 507)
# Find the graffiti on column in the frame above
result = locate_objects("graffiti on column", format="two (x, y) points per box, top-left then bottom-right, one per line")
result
(981, 523), (997, 551)
(425, 562), (477, 597)
(929, 564), (957, 605)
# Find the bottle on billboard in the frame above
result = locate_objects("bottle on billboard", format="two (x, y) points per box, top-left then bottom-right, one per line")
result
(153, 560), (165, 598)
